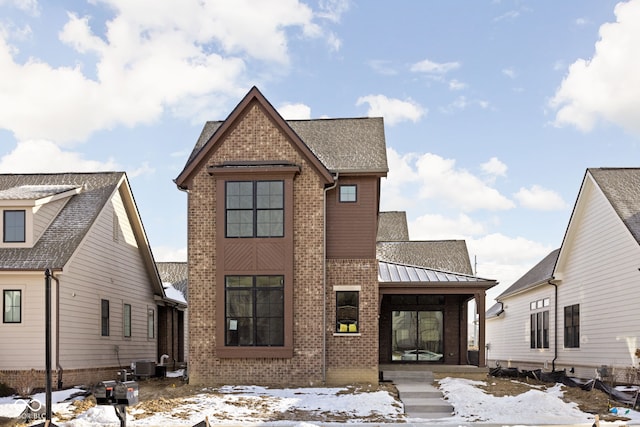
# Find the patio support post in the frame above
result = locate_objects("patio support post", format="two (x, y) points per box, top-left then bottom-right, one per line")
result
(475, 291), (486, 367)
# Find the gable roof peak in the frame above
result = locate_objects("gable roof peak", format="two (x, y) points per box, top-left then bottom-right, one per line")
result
(175, 86), (334, 189)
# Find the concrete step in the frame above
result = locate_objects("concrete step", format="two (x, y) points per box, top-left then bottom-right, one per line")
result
(398, 390), (443, 399)
(403, 397), (453, 412)
(383, 371), (434, 382)
(406, 411), (455, 419)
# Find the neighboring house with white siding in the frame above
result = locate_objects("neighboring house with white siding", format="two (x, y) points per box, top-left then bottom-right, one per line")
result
(487, 168), (640, 381)
(0, 172), (183, 390)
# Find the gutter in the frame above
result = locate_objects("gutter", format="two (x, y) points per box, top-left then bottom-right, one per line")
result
(548, 278), (558, 371)
(322, 173), (339, 384)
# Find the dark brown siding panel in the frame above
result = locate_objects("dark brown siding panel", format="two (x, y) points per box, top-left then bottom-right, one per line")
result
(326, 176), (378, 259)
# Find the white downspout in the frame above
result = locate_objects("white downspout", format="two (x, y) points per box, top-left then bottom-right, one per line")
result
(322, 173), (339, 384)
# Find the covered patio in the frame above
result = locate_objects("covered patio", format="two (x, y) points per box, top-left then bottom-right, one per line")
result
(377, 260), (496, 367)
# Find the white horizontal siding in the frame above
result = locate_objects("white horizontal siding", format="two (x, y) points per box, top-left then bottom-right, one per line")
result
(57, 187), (158, 370)
(556, 183), (640, 374)
(0, 274), (55, 370)
(486, 286), (555, 368)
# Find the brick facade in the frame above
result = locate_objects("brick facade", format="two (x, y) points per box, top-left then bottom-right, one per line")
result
(185, 100), (379, 386)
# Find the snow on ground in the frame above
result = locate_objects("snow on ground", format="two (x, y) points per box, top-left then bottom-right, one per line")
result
(2, 373), (640, 426)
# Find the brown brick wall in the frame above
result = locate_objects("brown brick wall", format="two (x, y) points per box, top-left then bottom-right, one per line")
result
(0, 366), (125, 393)
(325, 259), (379, 384)
(187, 102), (330, 386)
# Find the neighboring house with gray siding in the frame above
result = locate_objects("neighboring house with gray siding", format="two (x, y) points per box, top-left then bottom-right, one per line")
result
(0, 172), (183, 390)
(486, 168), (640, 381)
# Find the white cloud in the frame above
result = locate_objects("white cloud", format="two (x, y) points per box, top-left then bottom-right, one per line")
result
(277, 102), (312, 120)
(550, 0), (640, 134)
(481, 157), (507, 179)
(502, 67), (516, 79)
(153, 245), (188, 262)
(128, 161), (155, 178)
(409, 213), (487, 241)
(467, 233), (554, 299)
(0, 0), (38, 15)
(356, 94), (425, 126)
(414, 153), (515, 212)
(382, 148), (514, 212)
(368, 60), (397, 76)
(449, 79), (467, 90)
(410, 58), (460, 74)
(317, 0), (350, 23)
(440, 96), (490, 113)
(514, 185), (568, 211)
(0, 0), (340, 145)
(0, 140), (119, 172)
(493, 10), (520, 22)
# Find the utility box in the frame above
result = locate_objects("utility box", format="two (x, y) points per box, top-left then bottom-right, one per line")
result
(95, 380), (117, 405)
(115, 381), (139, 406)
(133, 360), (156, 378)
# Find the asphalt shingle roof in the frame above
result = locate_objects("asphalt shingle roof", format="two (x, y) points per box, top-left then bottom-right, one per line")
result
(496, 248), (560, 300)
(377, 211), (409, 242)
(0, 184), (80, 200)
(376, 240), (473, 275)
(588, 168), (640, 245)
(157, 261), (188, 299)
(0, 173), (124, 270)
(186, 117), (388, 175)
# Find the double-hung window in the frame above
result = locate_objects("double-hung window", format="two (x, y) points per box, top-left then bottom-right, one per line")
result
(530, 298), (549, 349)
(225, 275), (284, 346)
(226, 181), (284, 237)
(4, 210), (25, 243)
(564, 304), (580, 348)
(3, 290), (21, 323)
(339, 185), (357, 202)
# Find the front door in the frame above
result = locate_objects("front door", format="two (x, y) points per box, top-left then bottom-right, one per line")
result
(391, 311), (443, 362)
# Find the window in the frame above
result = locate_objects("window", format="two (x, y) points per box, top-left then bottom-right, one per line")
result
(339, 185), (357, 202)
(564, 304), (580, 348)
(336, 291), (359, 333)
(124, 304), (131, 337)
(147, 308), (155, 339)
(4, 210), (25, 243)
(3, 290), (21, 323)
(530, 299), (549, 349)
(225, 275), (284, 346)
(101, 299), (109, 336)
(226, 181), (284, 238)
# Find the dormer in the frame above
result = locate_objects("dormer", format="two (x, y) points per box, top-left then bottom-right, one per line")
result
(0, 185), (83, 248)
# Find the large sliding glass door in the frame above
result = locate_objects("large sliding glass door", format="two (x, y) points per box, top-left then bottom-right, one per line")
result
(392, 311), (443, 362)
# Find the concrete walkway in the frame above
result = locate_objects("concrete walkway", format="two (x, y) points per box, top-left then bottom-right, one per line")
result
(382, 369), (454, 420)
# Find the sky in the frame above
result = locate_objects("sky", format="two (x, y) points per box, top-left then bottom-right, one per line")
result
(1, 0), (639, 302)
(0, 372), (630, 425)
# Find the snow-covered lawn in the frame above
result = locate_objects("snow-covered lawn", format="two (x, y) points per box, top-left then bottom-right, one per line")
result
(2, 373), (640, 426)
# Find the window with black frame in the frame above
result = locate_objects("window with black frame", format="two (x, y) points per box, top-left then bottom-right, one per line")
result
(225, 275), (284, 346)
(564, 304), (580, 348)
(336, 291), (359, 333)
(3, 290), (21, 323)
(101, 299), (110, 336)
(529, 298), (549, 349)
(3, 210), (25, 243)
(226, 181), (284, 237)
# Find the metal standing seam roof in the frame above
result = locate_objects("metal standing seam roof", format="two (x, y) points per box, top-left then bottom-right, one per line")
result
(378, 260), (493, 284)
(185, 117), (389, 175)
(0, 173), (124, 270)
